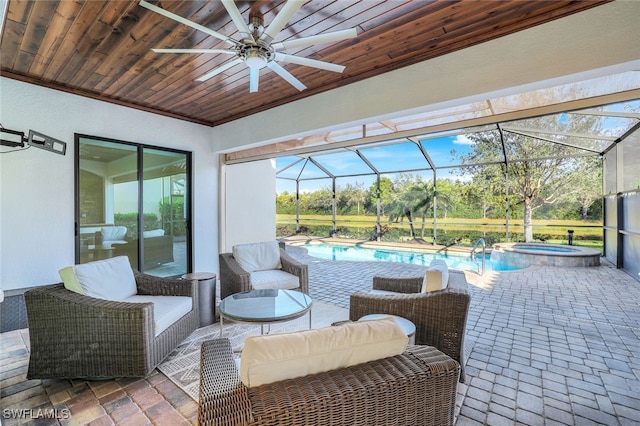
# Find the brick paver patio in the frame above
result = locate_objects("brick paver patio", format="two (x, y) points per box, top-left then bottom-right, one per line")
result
(1, 245), (639, 425)
(286, 245), (640, 425)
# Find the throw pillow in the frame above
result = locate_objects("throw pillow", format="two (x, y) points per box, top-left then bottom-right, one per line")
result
(240, 317), (408, 387)
(59, 256), (137, 301)
(421, 259), (449, 292)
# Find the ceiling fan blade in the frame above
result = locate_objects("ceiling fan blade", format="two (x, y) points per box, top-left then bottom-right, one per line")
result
(139, 0), (237, 46)
(196, 57), (243, 82)
(275, 53), (345, 73)
(266, 61), (306, 91)
(249, 67), (260, 93)
(221, 0), (254, 41)
(273, 28), (358, 51)
(260, 0), (305, 43)
(152, 48), (236, 54)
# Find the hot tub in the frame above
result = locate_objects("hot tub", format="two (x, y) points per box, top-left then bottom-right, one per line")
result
(490, 243), (601, 268)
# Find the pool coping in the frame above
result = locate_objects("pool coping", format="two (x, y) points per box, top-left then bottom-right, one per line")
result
(283, 236), (477, 256)
(491, 242), (601, 267)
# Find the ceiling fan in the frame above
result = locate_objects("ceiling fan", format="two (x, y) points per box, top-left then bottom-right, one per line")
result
(139, 0), (358, 93)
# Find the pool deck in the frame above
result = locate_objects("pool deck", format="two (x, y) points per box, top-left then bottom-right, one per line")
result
(285, 242), (640, 425)
(1, 242), (638, 425)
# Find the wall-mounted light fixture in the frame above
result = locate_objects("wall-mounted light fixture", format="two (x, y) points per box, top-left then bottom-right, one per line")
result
(28, 130), (67, 155)
(0, 127), (25, 147)
(0, 124), (66, 155)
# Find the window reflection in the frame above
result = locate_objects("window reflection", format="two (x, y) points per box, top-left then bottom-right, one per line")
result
(77, 136), (190, 277)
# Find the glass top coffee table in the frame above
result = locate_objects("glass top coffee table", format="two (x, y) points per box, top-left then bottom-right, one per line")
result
(219, 289), (313, 336)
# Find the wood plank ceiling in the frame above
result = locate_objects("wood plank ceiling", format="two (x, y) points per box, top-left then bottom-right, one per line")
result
(1, 0), (608, 127)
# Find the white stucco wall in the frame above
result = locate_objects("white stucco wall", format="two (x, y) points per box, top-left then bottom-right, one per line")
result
(221, 160), (276, 252)
(0, 78), (218, 290)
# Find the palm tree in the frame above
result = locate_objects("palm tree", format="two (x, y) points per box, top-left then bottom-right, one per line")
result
(386, 176), (433, 240)
(386, 188), (417, 239)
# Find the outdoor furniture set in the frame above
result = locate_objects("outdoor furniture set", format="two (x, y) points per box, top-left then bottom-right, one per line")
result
(79, 225), (174, 269)
(201, 246), (471, 425)
(198, 319), (461, 426)
(23, 240), (470, 425)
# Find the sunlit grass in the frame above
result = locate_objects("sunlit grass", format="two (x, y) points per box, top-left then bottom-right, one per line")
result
(277, 214), (603, 252)
(276, 214), (602, 238)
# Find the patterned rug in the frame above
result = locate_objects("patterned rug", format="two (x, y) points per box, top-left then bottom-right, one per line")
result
(157, 301), (349, 401)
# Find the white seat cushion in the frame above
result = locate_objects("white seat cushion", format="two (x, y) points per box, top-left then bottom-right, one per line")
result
(250, 270), (300, 290)
(240, 317), (408, 388)
(233, 241), (281, 272)
(143, 229), (165, 238)
(125, 295), (192, 336)
(59, 256), (136, 301)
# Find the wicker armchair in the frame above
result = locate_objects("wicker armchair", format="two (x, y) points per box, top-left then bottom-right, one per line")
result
(219, 248), (309, 300)
(349, 270), (470, 382)
(24, 273), (199, 379)
(198, 338), (460, 426)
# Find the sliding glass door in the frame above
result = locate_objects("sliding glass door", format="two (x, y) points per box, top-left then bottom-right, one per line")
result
(140, 147), (189, 274)
(75, 134), (191, 277)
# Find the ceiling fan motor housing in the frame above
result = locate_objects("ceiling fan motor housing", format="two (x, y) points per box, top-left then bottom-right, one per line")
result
(248, 14), (265, 37)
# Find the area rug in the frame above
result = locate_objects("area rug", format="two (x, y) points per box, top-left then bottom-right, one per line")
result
(157, 301), (349, 401)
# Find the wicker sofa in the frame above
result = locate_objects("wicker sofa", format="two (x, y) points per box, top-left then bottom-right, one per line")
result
(349, 269), (471, 382)
(24, 272), (199, 379)
(198, 338), (460, 426)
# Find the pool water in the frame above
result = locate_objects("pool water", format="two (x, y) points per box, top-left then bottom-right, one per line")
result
(302, 242), (522, 272)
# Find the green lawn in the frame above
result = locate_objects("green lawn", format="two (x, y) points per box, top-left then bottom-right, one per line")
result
(276, 214), (603, 249)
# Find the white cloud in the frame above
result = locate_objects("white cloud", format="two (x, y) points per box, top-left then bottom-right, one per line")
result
(453, 135), (474, 145)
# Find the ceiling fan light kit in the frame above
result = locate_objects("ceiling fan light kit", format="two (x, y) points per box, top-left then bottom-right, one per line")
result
(244, 49), (268, 70)
(139, 0), (357, 93)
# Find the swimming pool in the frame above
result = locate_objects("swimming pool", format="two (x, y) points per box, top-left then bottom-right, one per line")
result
(300, 241), (523, 272)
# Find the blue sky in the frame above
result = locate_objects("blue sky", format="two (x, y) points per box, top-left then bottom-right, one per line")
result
(275, 98), (640, 194)
(276, 135), (474, 194)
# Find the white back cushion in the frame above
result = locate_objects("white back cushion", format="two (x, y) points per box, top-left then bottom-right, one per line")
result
(421, 259), (449, 292)
(59, 256), (137, 301)
(233, 241), (281, 272)
(101, 226), (127, 241)
(240, 317), (408, 388)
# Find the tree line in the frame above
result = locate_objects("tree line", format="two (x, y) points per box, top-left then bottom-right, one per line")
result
(276, 168), (602, 222)
(277, 114), (604, 242)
